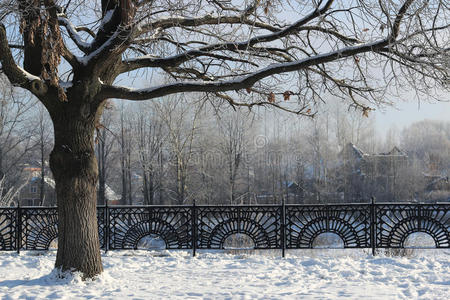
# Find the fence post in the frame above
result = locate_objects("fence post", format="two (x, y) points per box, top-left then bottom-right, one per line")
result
(237, 205), (241, 234)
(281, 198), (286, 258)
(370, 197), (376, 256)
(105, 201), (110, 253)
(192, 200), (197, 257)
(417, 203), (422, 232)
(16, 202), (21, 254)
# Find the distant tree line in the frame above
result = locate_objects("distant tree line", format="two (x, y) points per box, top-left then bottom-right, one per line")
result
(1, 80), (449, 205)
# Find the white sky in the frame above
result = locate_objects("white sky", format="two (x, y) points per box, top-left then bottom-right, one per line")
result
(373, 100), (450, 135)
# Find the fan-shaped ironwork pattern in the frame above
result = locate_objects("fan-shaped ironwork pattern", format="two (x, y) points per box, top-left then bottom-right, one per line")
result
(109, 206), (192, 249)
(121, 219), (178, 249)
(286, 205), (370, 248)
(376, 204), (450, 248)
(21, 207), (58, 250)
(0, 208), (16, 250)
(197, 206), (281, 249)
(2, 203), (450, 253)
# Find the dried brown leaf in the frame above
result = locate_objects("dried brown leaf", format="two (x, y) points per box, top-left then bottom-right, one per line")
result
(283, 91), (292, 101)
(362, 108), (370, 118)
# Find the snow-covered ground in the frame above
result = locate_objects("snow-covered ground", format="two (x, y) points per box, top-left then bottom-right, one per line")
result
(1, 249), (449, 299)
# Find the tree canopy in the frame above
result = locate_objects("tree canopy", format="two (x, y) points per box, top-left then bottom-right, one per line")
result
(1, 0), (448, 115)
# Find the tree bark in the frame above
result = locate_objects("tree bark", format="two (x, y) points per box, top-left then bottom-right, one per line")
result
(49, 109), (102, 278)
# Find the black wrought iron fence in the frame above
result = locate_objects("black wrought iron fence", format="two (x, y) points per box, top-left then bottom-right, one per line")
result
(1, 200), (449, 256)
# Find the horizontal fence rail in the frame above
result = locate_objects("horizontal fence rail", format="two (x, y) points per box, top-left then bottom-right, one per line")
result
(1, 201), (449, 256)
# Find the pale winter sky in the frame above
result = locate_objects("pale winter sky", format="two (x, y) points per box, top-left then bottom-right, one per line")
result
(373, 99), (450, 135)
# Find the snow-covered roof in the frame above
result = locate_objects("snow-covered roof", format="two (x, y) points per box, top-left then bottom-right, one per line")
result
(386, 146), (407, 156)
(339, 143), (365, 160)
(30, 176), (55, 189)
(282, 181), (297, 188)
(350, 143), (366, 158)
(376, 146), (408, 157)
(29, 176), (120, 201)
(104, 185), (120, 201)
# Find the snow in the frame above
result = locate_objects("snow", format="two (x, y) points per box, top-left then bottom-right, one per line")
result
(104, 184), (120, 201)
(78, 30), (120, 66)
(17, 67), (41, 82)
(58, 17), (91, 50)
(101, 10), (115, 27)
(30, 176), (56, 189)
(1, 250), (449, 299)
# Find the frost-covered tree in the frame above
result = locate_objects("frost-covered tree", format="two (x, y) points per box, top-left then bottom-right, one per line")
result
(216, 111), (252, 204)
(0, 0), (448, 278)
(0, 77), (36, 191)
(401, 120), (450, 174)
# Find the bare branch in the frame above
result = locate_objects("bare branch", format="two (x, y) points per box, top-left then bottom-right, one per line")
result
(58, 15), (91, 53)
(139, 14), (283, 35)
(122, 0), (336, 73)
(101, 39), (390, 101)
(214, 92), (314, 117)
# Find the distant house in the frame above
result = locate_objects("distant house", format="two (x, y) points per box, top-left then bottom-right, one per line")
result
(283, 181), (304, 203)
(18, 167), (120, 206)
(19, 175), (57, 206)
(337, 143), (409, 202)
(256, 181), (304, 204)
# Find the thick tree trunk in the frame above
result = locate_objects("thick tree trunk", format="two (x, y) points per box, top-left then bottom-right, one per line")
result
(49, 111), (102, 278)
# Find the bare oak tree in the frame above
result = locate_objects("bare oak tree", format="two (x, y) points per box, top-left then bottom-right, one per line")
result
(0, 0), (448, 278)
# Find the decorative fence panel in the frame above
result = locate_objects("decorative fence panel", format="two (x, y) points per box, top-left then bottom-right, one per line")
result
(197, 205), (282, 249)
(0, 208), (16, 250)
(285, 204), (371, 248)
(375, 204), (450, 248)
(20, 207), (58, 250)
(108, 206), (193, 250)
(1, 202), (449, 255)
